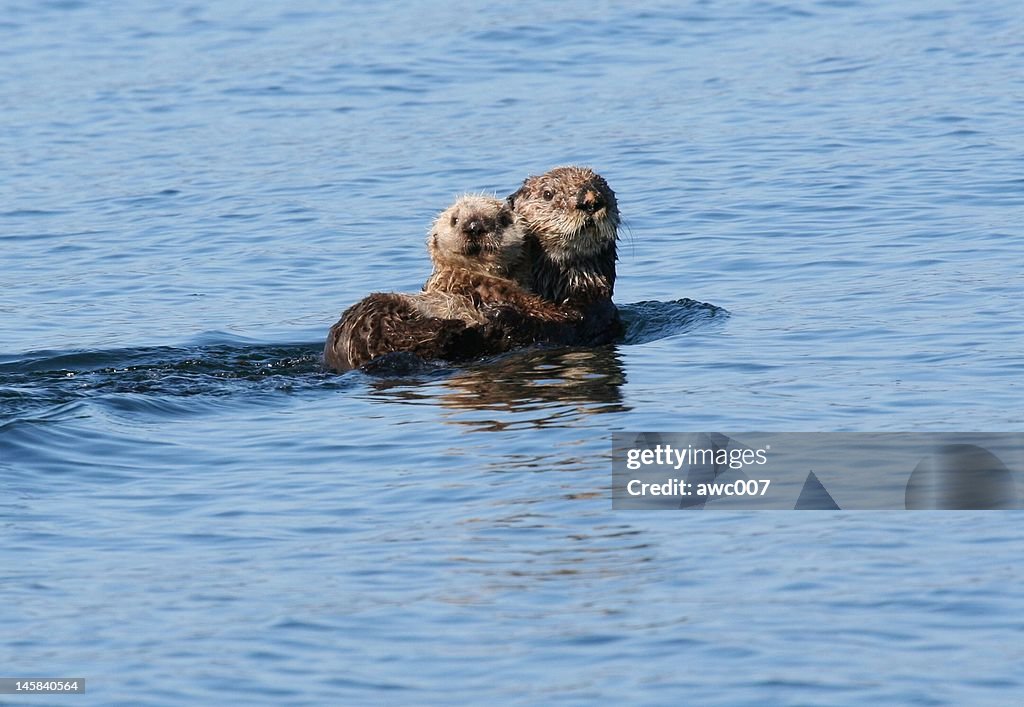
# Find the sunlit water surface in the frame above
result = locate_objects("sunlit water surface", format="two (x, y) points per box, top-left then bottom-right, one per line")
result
(2, 0), (1023, 703)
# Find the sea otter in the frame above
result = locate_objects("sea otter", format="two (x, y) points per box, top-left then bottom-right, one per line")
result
(323, 195), (578, 372)
(507, 166), (622, 345)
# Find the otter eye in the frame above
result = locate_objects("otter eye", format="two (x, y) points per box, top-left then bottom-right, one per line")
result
(498, 211), (512, 227)
(450, 215), (458, 227)
(542, 188), (554, 201)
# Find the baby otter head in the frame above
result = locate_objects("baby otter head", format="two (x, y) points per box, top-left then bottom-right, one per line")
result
(427, 195), (524, 277)
(506, 166), (619, 264)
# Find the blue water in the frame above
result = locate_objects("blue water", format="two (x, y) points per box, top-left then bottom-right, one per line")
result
(2, 0), (1023, 703)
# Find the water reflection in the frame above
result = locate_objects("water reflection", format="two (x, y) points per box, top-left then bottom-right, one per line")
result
(358, 298), (733, 426)
(368, 345), (629, 424)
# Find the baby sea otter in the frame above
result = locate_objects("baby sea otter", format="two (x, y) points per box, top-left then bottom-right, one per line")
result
(507, 166), (622, 345)
(322, 195), (578, 372)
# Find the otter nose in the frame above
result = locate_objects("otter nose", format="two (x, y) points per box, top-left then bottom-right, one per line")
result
(464, 220), (485, 238)
(576, 186), (606, 214)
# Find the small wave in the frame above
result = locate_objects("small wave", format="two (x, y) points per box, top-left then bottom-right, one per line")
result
(0, 340), (321, 376)
(620, 298), (729, 345)
(0, 340), (331, 423)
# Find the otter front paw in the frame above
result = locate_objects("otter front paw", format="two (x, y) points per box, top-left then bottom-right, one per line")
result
(482, 304), (527, 331)
(553, 306), (584, 324)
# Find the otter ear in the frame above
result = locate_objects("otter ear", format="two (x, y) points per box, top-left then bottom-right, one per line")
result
(506, 186), (525, 209)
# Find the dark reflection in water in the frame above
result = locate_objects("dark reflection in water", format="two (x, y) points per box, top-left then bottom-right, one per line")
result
(359, 298), (725, 423)
(367, 345), (629, 425)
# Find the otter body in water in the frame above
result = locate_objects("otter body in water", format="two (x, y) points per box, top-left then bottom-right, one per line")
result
(507, 166), (621, 345)
(323, 195), (577, 372)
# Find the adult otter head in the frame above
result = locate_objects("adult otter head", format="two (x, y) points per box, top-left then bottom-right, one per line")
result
(506, 166), (619, 266)
(427, 195), (524, 278)
(507, 166), (620, 307)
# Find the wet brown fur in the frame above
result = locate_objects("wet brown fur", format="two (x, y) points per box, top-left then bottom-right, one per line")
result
(507, 166), (622, 345)
(323, 196), (579, 372)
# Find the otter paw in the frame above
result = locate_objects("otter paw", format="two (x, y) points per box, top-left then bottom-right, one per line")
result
(483, 304), (528, 330)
